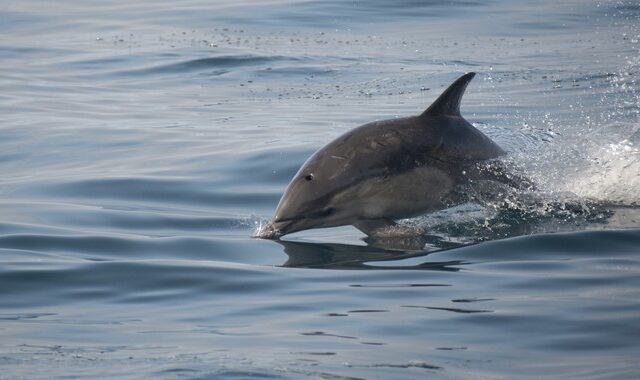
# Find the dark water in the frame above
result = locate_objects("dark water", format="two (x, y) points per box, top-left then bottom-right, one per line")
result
(1, 1), (640, 378)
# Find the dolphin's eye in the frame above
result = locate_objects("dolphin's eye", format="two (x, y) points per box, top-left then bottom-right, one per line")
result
(305, 174), (314, 181)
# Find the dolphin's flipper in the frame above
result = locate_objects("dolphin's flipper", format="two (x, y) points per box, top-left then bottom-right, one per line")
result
(421, 72), (476, 117)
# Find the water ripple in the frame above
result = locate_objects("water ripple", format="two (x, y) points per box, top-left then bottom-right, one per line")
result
(117, 54), (299, 77)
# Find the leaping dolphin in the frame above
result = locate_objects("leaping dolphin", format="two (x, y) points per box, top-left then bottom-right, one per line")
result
(258, 72), (526, 239)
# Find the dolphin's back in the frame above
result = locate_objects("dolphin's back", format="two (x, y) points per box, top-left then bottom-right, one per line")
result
(320, 115), (503, 179)
(413, 114), (505, 161)
(312, 72), (504, 179)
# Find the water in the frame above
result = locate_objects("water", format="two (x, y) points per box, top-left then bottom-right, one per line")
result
(1, 0), (640, 378)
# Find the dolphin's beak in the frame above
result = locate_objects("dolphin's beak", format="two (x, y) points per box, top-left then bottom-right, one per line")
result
(257, 188), (329, 239)
(254, 217), (300, 239)
(253, 221), (283, 239)
(258, 196), (306, 238)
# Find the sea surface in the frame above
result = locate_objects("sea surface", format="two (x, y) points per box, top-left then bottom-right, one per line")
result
(1, 1), (640, 379)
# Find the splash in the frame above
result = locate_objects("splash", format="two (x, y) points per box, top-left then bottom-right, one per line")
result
(252, 218), (282, 239)
(567, 132), (640, 205)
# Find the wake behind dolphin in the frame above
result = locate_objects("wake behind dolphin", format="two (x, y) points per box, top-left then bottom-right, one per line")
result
(257, 72), (530, 239)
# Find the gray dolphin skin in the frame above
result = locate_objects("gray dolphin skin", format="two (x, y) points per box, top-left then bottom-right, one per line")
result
(259, 72), (516, 239)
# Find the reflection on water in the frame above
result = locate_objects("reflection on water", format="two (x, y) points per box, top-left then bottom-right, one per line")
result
(277, 239), (463, 270)
(276, 200), (633, 272)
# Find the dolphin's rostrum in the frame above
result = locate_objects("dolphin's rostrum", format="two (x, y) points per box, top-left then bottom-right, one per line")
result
(258, 72), (523, 239)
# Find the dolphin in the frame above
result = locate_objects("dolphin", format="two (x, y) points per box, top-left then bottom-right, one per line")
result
(258, 72), (525, 239)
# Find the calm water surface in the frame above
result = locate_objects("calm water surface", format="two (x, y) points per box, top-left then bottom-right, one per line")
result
(1, 1), (640, 379)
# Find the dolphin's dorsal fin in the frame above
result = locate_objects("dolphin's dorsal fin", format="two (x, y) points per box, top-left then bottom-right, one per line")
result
(421, 72), (476, 117)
